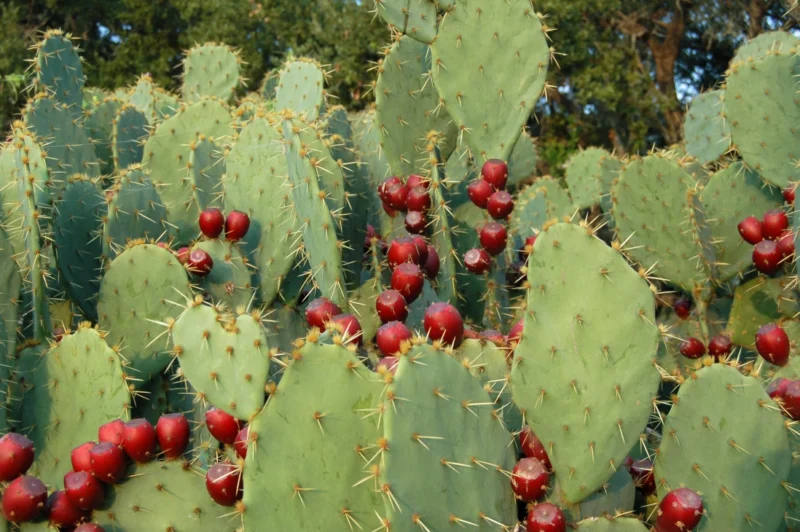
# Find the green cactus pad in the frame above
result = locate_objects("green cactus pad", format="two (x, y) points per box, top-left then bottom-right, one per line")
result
(84, 98), (122, 175)
(154, 89), (179, 121)
(102, 166), (170, 259)
(242, 340), (383, 530)
(510, 223), (660, 503)
(172, 302), (270, 420)
(53, 176), (106, 320)
(189, 137), (225, 210)
(373, 0), (438, 44)
(732, 30), (800, 64)
(684, 90), (731, 164)
(22, 326), (131, 487)
(182, 43), (242, 103)
(128, 75), (157, 123)
(191, 239), (255, 309)
(276, 59), (326, 121)
(83, 87), (109, 109)
(33, 31), (85, 116)
(726, 50), (800, 187)
(508, 130), (538, 187)
(566, 148), (619, 211)
(98, 244), (192, 378)
(510, 177), (573, 241)
(700, 162), (783, 281)
(260, 69), (280, 99)
(654, 363), (791, 531)
(113, 104), (149, 172)
(232, 95), (262, 129)
(142, 98), (233, 244)
(575, 517), (649, 531)
(375, 36), (457, 177)
(550, 466), (635, 522)
(0, 226), (22, 434)
(725, 276), (796, 349)
(431, 0), (550, 160)
(94, 460), (237, 531)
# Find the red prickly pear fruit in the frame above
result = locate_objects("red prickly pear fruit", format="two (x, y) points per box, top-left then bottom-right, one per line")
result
(487, 191), (514, 220)
(187, 249), (214, 277)
(122, 419), (157, 463)
(627, 458), (656, 494)
(234, 426), (248, 459)
(375, 290), (409, 323)
(481, 329), (506, 347)
(382, 200), (398, 217)
(199, 208), (225, 238)
(525, 502), (566, 532)
(71, 442), (94, 473)
(383, 182), (409, 211)
(679, 337), (706, 359)
(737, 216), (763, 245)
(64, 471), (105, 511)
(784, 184), (797, 204)
(378, 176), (402, 202)
(0, 433), (34, 481)
(467, 179), (493, 209)
(520, 234), (537, 261)
(781, 380), (800, 419)
(479, 222), (508, 256)
(76, 525), (106, 532)
(205, 408), (242, 445)
(511, 457), (549, 501)
(481, 159), (509, 190)
(655, 487), (703, 532)
(2, 475), (47, 522)
(387, 236), (422, 268)
(156, 413), (190, 459)
(762, 209), (789, 240)
(520, 426), (551, 470)
(464, 248), (491, 274)
(330, 314), (364, 345)
(53, 327), (66, 342)
(404, 211), (427, 235)
(391, 263), (424, 303)
(155, 242), (170, 250)
(89, 443), (127, 484)
(752, 240), (782, 275)
(423, 244), (440, 280)
(767, 377), (790, 400)
(406, 187), (431, 212)
(406, 174), (428, 190)
(423, 302), (464, 347)
(47, 490), (89, 528)
(778, 230), (795, 258)
(375, 356), (400, 375)
(673, 298), (692, 319)
(205, 462), (242, 506)
(464, 327), (480, 340)
(98, 420), (125, 446)
(305, 297), (342, 329)
(376, 321), (412, 357)
(224, 210), (251, 242)
(755, 323), (790, 366)
(176, 247), (190, 265)
(411, 236), (429, 264)
(707, 334), (732, 358)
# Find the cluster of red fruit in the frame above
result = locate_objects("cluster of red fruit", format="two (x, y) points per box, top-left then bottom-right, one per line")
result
(378, 174), (434, 236)
(174, 208), (252, 277)
(0, 413), (189, 529)
(203, 407), (249, 507)
(464, 160), (515, 274)
(768, 377), (800, 421)
(737, 206), (794, 276)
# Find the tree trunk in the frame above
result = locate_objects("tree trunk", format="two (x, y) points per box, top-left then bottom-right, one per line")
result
(746, 0), (772, 37)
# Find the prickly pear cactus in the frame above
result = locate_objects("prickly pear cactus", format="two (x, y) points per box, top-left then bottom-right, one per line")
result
(683, 90), (730, 164)
(275, 59), (326, 122)
(654, 363), (792, 531)
(373, 0), (438, 44)
(507, 130), (538, 187)
(510, 223), (660, 503)
(510, 177), (573, 241)
(565, 148), (619, 211)
(189, 136), (225, 210)
(725, 276), (796, 348)
(732, 30), (800, 64)
(575, 517), (649, 531)
(550, 466), (635, 522)
(431, 0), (550, 159)
(32, 30), (85, 116)
(182, 43), (242, 103)
(128, 74), (157, 123)
(85, 97), (122, 175)
(190, 239), (255, 309)
(113, 104), (149, 171)
(0, 226), (22, 434)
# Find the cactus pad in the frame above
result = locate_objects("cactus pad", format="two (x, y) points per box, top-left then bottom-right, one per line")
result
(373, 0), (438, 44)
(276, 59), (326, 122)
(33, 31), (85, 116)
(191, 239), (254, 309)
(684, 90), (730, 164)
(725, 276), (795, 348)
(128, 75), (157, 123)
(732, 30), (800, 64)
(575, 517), (649, 531)
(508, 130), (538, 187)
(566, 148), (619, 210)
(182, 43), (242, 103)
(189, 137), (225, 210)
(84, 98), (122, 175)
(113, 104), (149, 171)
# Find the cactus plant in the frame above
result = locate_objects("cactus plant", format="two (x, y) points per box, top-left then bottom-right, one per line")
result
(372, 0), (438, 44)
(113, 104), (149, 172)
(32, 31), (85, 117)
(181, 43), (242, 103)
(275, 59), (327, 122)
(84, 97), (122, 175)
(683, 90), (730, 164)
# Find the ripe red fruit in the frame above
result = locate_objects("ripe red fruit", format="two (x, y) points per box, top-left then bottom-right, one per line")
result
(781, 380), (800, 419)
(2, 476), (47, 522)
(378, 177), (402, 202)
(511, 457), (549, 501)
(382, 201), (398, 217)
(767, 377), (790, 400)
(376, 321), (412, 357)
(467, 179), (493, 209)
(406, 187), (431, 212)
(98, 419), (125, 446)
(404, 211), (427, 235)
(520, 426), (551, 470)
(375, 290), (409, 323)
(387, 236), (422, 268)
(89, 443), (127, 484)
(707, 334), (732, 358)
(383, 182), (409, 211)
(187, 249), (213, 277)
(778, 230), (795, 258)
(479, 222), (508, 256)
(481, 159), (509, 190)
(391, 263), (424, 303)
(655, 487), (703, 532)
(755, 323), (790, 366)
(122, 419), (157, 463)
(423, 302), (464, 347)
(526, 502), (566, 532)
(71, 442), (94, 473)
(487, 191), (514, 220)
(738, 216), (763, 245)
(156, 413), (190, 460)
(375, 356), (400, 375)
(330, 314), (363, 345)
(47, 490), (88, 528)
(464, 248), (491, 274)
(679, 337), (706, 359)
(0, 433), (34, 481)
(481, 329), (506, 347)
(673, 298), (692, 319)
(205, 462), (242, 507)
(64, 471), (104, 511)
(762, 209), (789, 240)
(205, 408), (242, 445)
(75, 524), (105, 532)
(199, 208), (225, 238)
(305, 297), (342, 329)
(176, 247), (190, 264)
(224, 210), (251, 242)
(234, 426), (248, 459)
(784, 184), (797, 204)
(406, 174), (428, 190)
(752, 240), (782, 274)
(628, 458), (656, 494)
(411, 236), (429, 264)
(423, 245), (440, 279)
